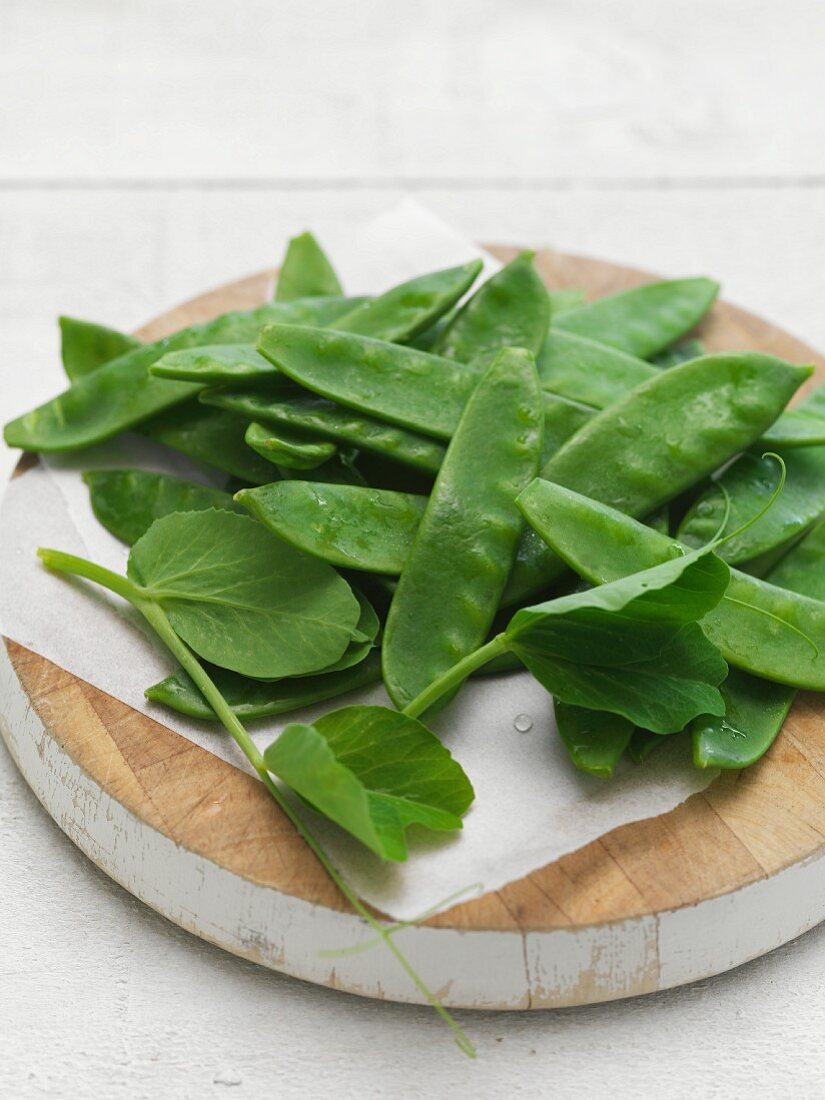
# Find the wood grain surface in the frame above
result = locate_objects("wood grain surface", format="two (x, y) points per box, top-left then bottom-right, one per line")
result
(6, 245), (825, 938)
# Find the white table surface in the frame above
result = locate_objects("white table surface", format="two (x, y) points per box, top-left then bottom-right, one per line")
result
(3, 1), (825, 1095)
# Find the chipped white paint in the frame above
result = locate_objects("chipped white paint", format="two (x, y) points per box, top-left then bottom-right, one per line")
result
(4, 639), (825, 1013)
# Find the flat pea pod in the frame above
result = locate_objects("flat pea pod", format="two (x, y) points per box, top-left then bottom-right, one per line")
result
(237, 481), (427, 574)
(333, 260), (482, 343)
(202, 388), (447, 474)
(761, 408), (825, 448)
(244, 421), (337, 470)
(140, 405), (275, 484)
(516, 478), (825, 691)
(257, 323), (595, 443)
(677, 448), (825, 570)
(258, 324), (475, 439)
(275, 231), (342, 302)
(382, 348), (543, 710)
(234, 478), (546, 608)
(767, 517), (825, 599)
(146, 649), (382, 722)
(4, 296), (362, 453)
(537, 331), (656, 408)
(555, 277), (719, 358)
(151, 343), (288, 384)
(59, 317), (141, 382)
(689, 667), (795, 769)
(627, 728), (666, 764)
(554, 701), (634, 779)
(433, 251), (550, 363)
(83, 469), (241, 545)
(505, 353), (812, 603)
(649, 338), (706, 369)
(548, 289), (585, 316)
(692, 516), (825, 768)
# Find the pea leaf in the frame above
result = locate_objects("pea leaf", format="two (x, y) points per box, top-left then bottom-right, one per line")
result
(263, 705), (474, 861)
(504, 549), (730, 733)
(126, 510), (361, 679)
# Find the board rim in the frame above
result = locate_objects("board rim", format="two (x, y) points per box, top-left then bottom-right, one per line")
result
(3, 244), (825, 1010)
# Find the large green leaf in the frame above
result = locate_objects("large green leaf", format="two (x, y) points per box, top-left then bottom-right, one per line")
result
(504, 549), (730, 733)
(126, 510), (361, 679)
(263, 705), (474, 861)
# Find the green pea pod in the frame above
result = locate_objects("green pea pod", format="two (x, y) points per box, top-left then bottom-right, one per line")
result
(140, 405), (275, 485)
(690, 667), (795, 769)
(649, 338), (706, 369)
(767, 517), (825, 599)
(677, 448), (825, 569)
(333, 260), (483, 343)
(258, 324), (475, 439)
(761, 408), (825, 448)
(83, 469), (241, 545)
(146, 649), (382, 722)
(150, 343), (287, 384)
(233, 478), (549, 608)
(554, 277), (719, 357)
(538, 331), (656, 407)
(433, 252), (550, 363)
(627, 729), (666, 764)
(516, 478), (825, 691)
(237, 481), (427, 574)
(59, 317), (141, 382)
(383, 348), (543, 710)
(554, 701), (635, 779)
(275, 231), (343, 302)
(202, 388), (447, 474)
(4, 296), (362, 453)
(258, 323), (602, 443)
(548, 289), (585, 316)
(506, 353), (812, 603)
(692, 514), (825, 770)
(244, 421), (337, 470)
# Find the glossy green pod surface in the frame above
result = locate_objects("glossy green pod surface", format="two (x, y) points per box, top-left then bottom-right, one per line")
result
(554, 277), (719, 357)
(275, 231), (343, 302)
(434, 252), (550, 363)
(383, 348), (543, 709)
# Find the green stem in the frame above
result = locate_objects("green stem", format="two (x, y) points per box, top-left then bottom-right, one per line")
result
(402, 635), (508, 720)
(40, 548), (475, 1058)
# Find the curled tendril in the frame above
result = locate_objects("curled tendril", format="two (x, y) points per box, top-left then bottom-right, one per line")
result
(710, 452), (787, 551)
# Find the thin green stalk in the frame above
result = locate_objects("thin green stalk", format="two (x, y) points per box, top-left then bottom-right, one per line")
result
(39, 547), (476, 1058)
(402, 634), (508, 719)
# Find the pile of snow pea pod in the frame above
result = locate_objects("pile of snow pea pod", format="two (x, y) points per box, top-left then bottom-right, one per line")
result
(8, 227), (825, 830)
(15, 229), (825, 1053)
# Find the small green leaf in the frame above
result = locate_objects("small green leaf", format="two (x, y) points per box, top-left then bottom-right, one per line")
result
(126, 510), (361, 679)
(263, 705), (474, 861)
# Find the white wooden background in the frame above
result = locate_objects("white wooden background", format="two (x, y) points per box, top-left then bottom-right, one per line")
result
(3, 1), (825, 1096)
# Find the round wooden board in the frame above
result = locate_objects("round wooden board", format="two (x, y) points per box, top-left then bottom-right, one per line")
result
(4, 246), (825, 1012)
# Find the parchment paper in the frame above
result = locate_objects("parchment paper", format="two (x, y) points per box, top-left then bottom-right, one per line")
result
(0, 202), (717, 921)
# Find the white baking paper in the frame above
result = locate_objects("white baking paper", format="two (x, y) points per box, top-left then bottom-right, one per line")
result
(0, 202), (717, 921)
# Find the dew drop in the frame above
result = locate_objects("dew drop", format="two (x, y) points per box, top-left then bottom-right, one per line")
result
(513, 713), (533, 733)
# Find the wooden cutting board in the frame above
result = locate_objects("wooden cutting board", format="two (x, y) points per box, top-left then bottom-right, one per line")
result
(4, 247), (825, 1012)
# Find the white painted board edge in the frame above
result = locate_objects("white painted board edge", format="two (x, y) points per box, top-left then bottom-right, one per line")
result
(3, 640), (824, 1011)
